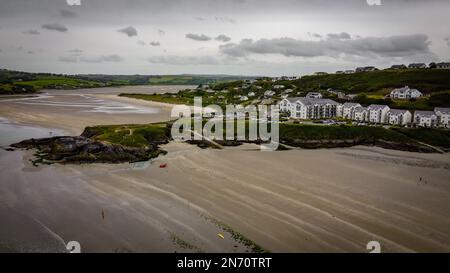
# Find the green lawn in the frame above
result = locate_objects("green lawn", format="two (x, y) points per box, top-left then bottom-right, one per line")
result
(82, 123), (171, 148)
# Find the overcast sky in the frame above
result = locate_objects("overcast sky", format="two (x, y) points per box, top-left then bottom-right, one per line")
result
(0, 0), (449, 76)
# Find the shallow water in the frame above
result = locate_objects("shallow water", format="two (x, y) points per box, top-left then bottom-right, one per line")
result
(0, 117), (66, 146)
(9, 93), (159, 115)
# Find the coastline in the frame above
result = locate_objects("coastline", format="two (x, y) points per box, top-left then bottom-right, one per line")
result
(1, 87), (450, 252)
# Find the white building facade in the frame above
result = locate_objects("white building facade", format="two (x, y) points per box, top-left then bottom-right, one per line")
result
(435, 107), (450, 128)
(353, 107), (368, 122)
(278, 97), (339, 119)
(341, 103), (362, 119)
(387, 109), (412, 126)
(390, 86), (423, 99)
(414, 111), (438, 127)
(367, 104), (390, 124)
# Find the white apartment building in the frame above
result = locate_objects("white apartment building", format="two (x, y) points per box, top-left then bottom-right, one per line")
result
(341, 102), (362, 119)
(386, 109), (412, 126)
(435, 107), (450, 128)
(353, 107), (368, 122)
(414, 110), (438, 127)
(278, 97), (339, 119)
(367, 104), (390, 124)
(306, 92), (323, 99)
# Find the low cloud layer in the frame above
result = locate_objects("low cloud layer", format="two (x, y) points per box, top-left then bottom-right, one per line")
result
(148, 55), (219, 65)
(41, 23), (68, 32)
(215, 34), (231, 42)
(220, 34), (432, 59)
(150, 41), (161, 46)
(186, 33), (211, 41)
(118, 26), (138, 37)
(23, 29), (40, 35)
(60, 9), (77, 18)
(59, 54), (124, 63)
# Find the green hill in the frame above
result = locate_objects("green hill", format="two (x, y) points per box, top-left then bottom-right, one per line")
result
(291, 69), (450, 94)
(0, 68), (255, 95)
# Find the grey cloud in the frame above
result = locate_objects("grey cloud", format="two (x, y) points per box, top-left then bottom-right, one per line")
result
(308, 32), (322, 39)
(61, 54), (124, 63)
(327, 32), (351, 40)
(215, 34), (231, 42)
(445, 37), (450, 47)
(23, 29), (40, 35)
(101, 54), (124, 62)
(215, 17), (236, 24)
(60, 9), (77, 18)
(220, 34), (432, 58)
(27, 50), (34, 54)
(150, 41), (161, 46)
(58, 55), (78, 63)
(118, 26), (138, 37)
(68, 49), (83, 53)
(186, 33), (211, 41)
(41, 23), (68, 32)
(137, 40), (146, 46)
(158, 29), (165, 36)
(148, 55), (219, 65)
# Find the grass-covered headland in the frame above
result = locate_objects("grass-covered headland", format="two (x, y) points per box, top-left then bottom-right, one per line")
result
(10, 121), (449, 165)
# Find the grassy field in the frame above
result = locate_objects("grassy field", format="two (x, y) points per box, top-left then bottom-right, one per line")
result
(119, 93), (192, 105)
(81, 123), (171, 148)
(280, 123), (415, 143)
(391, 127), (450, 148)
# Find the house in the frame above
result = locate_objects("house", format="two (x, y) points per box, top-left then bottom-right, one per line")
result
(435, 107), (450, 128)
(353, 107), (369, 122)
(314, 72), (328, 75)
(414, 111), (438, 127)
(239, 96), (249, 101)
(408, 63), (427, 69)
(336, 71), (344, 74)
(390, 86), (423, 99)
(278, 97), (340, 119)
(248, 92), (256, 97)
(264, 90), (276, 97)
(345, 70), (355, 74)
(436, 62), (450, 69)
(386, 109), (412, 126)
(356, 66), (376, 72)
(306, 92), (323, 99)
(367, 104), (390, 123)
(273, 85), (285, 89)
(280, 76), (298, 81)
(341, 102), (362, 119)
(390, 64), (407, 70)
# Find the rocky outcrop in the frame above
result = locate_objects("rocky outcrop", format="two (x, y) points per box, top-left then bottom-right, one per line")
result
(12, 136), (166, 164)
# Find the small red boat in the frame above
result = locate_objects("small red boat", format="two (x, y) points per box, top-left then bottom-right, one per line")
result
(159, 163), (167, 168)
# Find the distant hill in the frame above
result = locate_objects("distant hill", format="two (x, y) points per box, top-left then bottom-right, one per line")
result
(291, 69), (450, 94)
(0, 69), (255, 94)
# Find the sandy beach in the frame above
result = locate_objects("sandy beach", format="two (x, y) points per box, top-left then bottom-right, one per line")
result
(1, 86), (450, 253)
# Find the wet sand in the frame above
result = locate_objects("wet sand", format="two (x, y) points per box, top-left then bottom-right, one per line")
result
(0, 86), (179, 135)
(1, 86), (450, 252)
